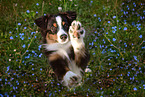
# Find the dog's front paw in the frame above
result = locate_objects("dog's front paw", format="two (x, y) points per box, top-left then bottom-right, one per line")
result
(69, 21), (85, 52)
(69, 20), (85, 40)
(62, 71), (82, 88)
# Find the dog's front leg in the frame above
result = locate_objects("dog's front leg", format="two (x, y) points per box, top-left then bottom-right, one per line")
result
(48, 53), (81, 88)
(69, 20), (90, 71)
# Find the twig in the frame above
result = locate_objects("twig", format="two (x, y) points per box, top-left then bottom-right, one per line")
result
(104, 34), (123, 57)
(42, 0), (45, 15)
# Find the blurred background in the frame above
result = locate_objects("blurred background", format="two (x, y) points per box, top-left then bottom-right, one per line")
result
(0, 0), (145, 96)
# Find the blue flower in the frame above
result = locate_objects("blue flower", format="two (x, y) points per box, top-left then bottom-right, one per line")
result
(140, 16), (143, 20)
(25, 56), (30, 59)
(21, 37), (24, 40)
(133, 87), (137, 91)
(138, 27), (141, 30)
(19, 33), (24, 36)
(26, 10), (30, 13)
(142, 46), (145, 49)
(7, 66), (10, 71)
(32, 50), (35, 53)
(24, 27), (27, 29)
(112, 30), (116, 33)
(108, 21), (110, 23)
(9, 31), (12, 33)
(94, 14), (96, 17)
(31, 32), (36, 35)
(98, 17), (101, 22)
(133, 2), (136, 7)
(36, 11), (38, 14)
(22, 44), (26, 48)
(10, 36), (14, 40)
(139, 35), (142, 38)
(113, 38), (116, 41)
(133, 56), (137, 61)
(38, 45), (42, 50)
(124, 27), (127, 30)
(18, 23), (21, 25)
(113, 16), (116, 18)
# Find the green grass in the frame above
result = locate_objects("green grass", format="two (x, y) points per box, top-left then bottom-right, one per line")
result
(0, 0), (145, 96)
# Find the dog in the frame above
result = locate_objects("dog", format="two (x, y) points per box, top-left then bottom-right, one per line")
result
(35, 11), (90, 88)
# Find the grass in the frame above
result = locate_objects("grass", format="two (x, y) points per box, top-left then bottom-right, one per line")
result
(0, 0), (145, 96)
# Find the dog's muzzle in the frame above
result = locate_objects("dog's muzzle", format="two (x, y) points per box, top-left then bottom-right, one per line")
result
(60, 34), (67, 41)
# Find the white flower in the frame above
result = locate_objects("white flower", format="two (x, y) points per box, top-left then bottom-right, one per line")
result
(58, 7), (62, 11)
(9, 59), (11, 61)
(85, 68), (92, 72)
(14, 49), (16, 52)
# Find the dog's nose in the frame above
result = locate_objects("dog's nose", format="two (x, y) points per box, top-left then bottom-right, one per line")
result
(60, 34), (67, 40)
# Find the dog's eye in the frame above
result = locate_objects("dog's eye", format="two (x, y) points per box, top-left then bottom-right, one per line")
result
(51, 26), (57, 34)
(62, 21), (68, 28)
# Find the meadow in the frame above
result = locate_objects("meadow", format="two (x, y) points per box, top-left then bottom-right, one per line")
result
(0, 0), (145, 96)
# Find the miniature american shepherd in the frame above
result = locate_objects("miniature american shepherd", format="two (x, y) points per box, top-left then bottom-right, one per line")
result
(35, 11), (90, 88)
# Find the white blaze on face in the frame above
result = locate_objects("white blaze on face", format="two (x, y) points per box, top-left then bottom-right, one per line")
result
(56, 16), (69, 44)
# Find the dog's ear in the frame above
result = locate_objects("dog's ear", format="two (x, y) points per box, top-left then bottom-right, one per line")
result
(59, 11), (77, 23)
(35, 15), (51, 30)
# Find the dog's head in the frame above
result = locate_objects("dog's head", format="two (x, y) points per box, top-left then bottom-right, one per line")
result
(35, 11), (76, 44)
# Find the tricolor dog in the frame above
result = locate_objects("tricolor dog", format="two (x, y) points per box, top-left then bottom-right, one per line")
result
(35, 11), (90, 88)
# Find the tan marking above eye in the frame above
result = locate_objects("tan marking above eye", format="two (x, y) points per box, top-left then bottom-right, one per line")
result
(62, 21), (65, 25)
(53, 23), (57, 27)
